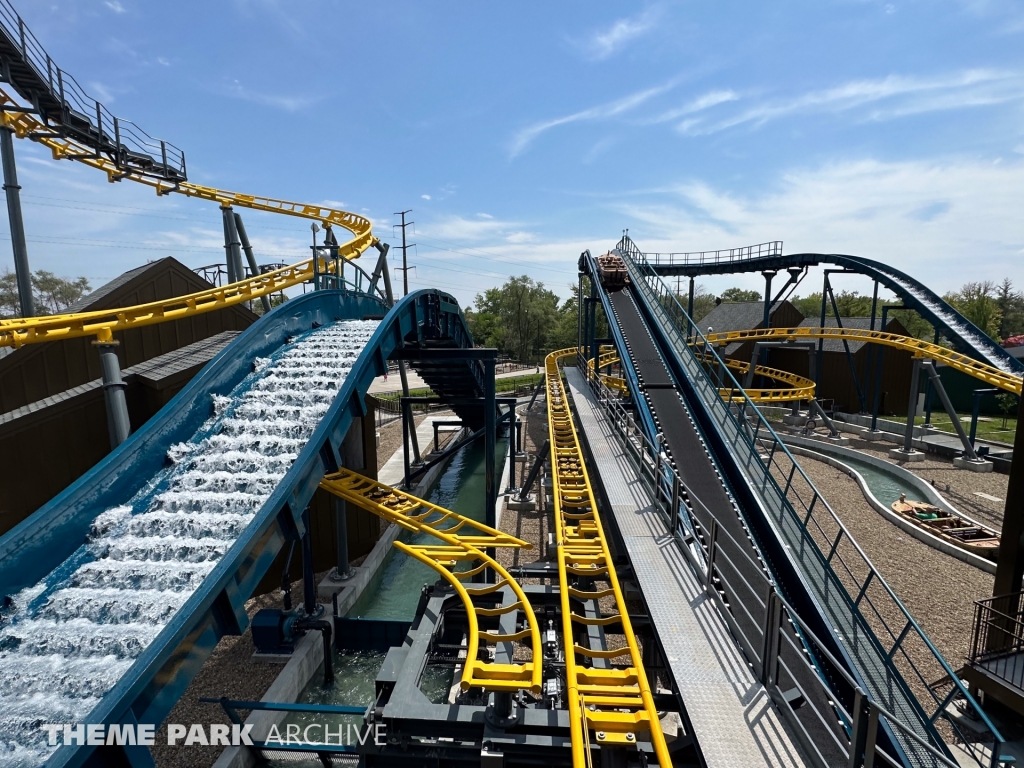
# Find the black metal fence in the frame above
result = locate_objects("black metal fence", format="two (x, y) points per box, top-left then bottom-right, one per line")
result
(970, 593), (1024, 692)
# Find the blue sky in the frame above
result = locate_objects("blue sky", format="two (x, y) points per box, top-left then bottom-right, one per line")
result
(2, 0), (1023, 308)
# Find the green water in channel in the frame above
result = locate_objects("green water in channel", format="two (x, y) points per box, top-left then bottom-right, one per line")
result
(275, 438), (509, 745)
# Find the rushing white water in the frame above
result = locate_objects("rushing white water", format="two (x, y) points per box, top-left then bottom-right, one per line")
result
(0, 319), (378, 767)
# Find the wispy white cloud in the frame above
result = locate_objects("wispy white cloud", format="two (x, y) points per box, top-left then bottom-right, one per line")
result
(574, 8), (660, 60)
(615, 157), (1024, 294)
(425, 215), (525, 242)
(104, 0), (126, 13)
(89, 81), (115, 104)
(645, 89), (740, 125)
(421, 194), (432, 200)
(510, 78), (681, 158)
(678, 69), (1024, 135)
(583, 136), (617, 164)
(224, 80), (318, 112)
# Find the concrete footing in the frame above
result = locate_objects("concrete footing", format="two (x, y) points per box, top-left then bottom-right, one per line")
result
(506, 495), (536, 512)
(825, 436), (851, 446)
(782, 413), (808, 426)
(889, 448), (925, 462)
(953, 456), (994, 473)
(863, 430), (890, 442)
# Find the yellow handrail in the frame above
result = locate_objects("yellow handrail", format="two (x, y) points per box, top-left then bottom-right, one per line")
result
(546, 348), (671, 767)
(0, 84), (378, 348)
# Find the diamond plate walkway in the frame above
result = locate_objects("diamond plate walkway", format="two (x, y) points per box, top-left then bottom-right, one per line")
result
(564, 367), (811, 768)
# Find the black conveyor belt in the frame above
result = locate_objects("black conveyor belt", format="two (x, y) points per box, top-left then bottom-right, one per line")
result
(608, 288), (765, 639)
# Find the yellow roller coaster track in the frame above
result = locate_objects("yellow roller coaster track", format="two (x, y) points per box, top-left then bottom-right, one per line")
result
(702, 327), (1022, 395)
(0, 83), (377, 349)
(590, 346), (817, 403)
(320, 468), (543, 695)
(546, 348), (671, 767)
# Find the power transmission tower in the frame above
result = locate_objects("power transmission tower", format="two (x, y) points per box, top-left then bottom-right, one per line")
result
(393, 209), (416, 297)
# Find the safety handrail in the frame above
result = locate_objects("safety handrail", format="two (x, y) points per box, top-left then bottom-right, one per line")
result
(0, 0), (186, 180)
(617, 244), (1007, 765)
(629, 239), (784, 266)
(703, 327), (1022, 395)
(0, 4), (381, 346)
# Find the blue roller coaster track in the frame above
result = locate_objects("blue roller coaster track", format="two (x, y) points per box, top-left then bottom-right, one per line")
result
(619, 235), (1023, 377)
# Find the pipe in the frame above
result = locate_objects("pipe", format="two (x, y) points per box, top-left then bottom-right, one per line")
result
(301, 508), (317, 617)
(295, 617), (334, 686)
(281, 541), (296, 611)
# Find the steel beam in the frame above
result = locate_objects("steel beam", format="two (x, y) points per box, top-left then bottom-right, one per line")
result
(0, 127), (33, 317)
(233, 212), (272, 313)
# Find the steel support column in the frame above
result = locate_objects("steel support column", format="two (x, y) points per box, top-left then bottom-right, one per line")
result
(95, 341), (130, 448)
(484, 357), (496, 528)
(970, 389), (999, 448)
(687, 276), (695, 337)
(331, 495), (352, 581)
(992, 394), (1024, 599)
(1, 127), (33, 317)
(922, 362), (979, 460)
(901, 358), (922, 453)
(220, 205), (245, 285)
(233, 212), (272, 313)
(760, 270), (776, 387)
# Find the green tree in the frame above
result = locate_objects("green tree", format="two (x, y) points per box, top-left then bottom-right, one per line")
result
(792, 290), (878, 320)
(996, 278), (1024, 339)
(469, 275), (561, 363)
(718, 287), (761, 303)
(677, 283), (718, 323)
(0, 268), (91, 317)
(944, 281), (1002, 340)
(251, 293), (289, 317)
(996, 392), (1019, 430)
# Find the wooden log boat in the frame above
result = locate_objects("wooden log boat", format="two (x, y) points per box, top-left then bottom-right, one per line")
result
(891, 495), (999, 562)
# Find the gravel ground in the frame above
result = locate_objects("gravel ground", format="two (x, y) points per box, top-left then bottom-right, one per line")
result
(838, 434), (1010, 530)
(795, 453), (994, 683)
(496, 402), (551, 571)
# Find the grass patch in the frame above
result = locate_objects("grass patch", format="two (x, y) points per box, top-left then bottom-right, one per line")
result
(887, 413), (1017, 444)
